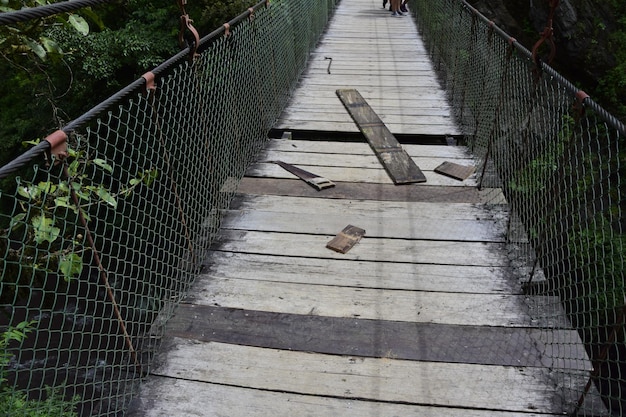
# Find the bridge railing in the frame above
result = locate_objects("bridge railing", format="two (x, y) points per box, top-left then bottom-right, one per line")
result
(411, 0), (625, 415)
(0, 0), (336, 415)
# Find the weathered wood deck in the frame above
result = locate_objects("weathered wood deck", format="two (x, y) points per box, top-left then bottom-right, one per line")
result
(128, 0), (592, 415)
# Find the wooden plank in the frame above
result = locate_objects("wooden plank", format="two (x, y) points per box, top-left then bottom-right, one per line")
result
(435, 161), (477, 181)
(129, 377), (557, 417)
(236, 177), (487, 203)
(166, 304), (549, 367)
(273, 119), (459, 136)
(277, 113), (456, 127)
(326, 224), (366, 253)
(149, 339), (563, 413)
(265, 140), (471, 159)
(334, 88), (424, 183)
(259, 149), (474, 171)
(281, 104), (455, 117)
(220, 209), (506, 242)
(188, 276), (534, 327)
(212, 229), (509, 267)
(203, 252), (520, 294)
(246, 163), (476, 186)
(227, 194), (506, 221)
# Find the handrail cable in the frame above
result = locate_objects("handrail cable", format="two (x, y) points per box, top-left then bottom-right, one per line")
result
(0, 0), (115, 26)
(0, 0), (269, 179)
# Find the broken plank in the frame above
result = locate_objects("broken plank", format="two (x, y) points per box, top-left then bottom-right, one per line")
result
(435, 161), (476, 181)
(273, 161), (335, 190)
(336, 88), (427, 184)
(326, 224), (365, 253)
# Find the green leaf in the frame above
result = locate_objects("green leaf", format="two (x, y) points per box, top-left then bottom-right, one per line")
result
(68, 14), (90, 36)
(38, 181), (56, 194)
(21, 139), (41, 147)
(58, 181), (70, 194)
(80, 7), (106, 30)
(31, 216), (61, 244)
(17, 185), (35, 200)
(54, 196), (77, 212)
(41, 36), (63, 55)
(129, 178), (141, 186)
(93, 158), (113, 173)
(143, 168), (159, 186)
(68, 160), (81, 176)
(9, 213), (26, 230)
(24, 38), (47, 61)
(96, 186), (117, 208)
(59, 253), (83, 281)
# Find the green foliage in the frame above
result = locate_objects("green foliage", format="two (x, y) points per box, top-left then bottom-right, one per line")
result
(568, 215), (626, 347)
(597, 15), (626, 122)
(1, 140), (158, 296)
(0, 322), (79, 417)
(189, 0), (254, 34)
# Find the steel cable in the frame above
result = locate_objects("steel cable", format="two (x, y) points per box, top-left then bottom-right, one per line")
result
(0, 0), (115, 25)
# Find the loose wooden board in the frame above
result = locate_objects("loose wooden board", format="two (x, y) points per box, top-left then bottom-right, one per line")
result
(326, 224), (366, 253)
(130, 377), (558, 417)
(149, 339), (562, 413)
(435, 161), (477, 181)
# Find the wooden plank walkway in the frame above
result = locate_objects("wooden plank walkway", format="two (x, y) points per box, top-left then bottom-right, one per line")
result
(272, 0), (460, 136)
(128, 0), (595, 415)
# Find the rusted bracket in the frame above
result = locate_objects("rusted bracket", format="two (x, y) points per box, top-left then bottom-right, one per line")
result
(177, 0), (200, 61)
(573, 90), (590, 119)
(44, 130), (68, 165)
(142, 71), (156, 95)
(531, 0), (560, 67)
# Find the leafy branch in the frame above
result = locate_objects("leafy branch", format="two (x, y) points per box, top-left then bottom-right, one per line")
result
(3, 140), (158, 283)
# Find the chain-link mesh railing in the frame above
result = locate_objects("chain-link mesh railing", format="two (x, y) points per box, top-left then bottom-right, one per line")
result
(0, 0), (337, 415)
(410, 0), (625, 415)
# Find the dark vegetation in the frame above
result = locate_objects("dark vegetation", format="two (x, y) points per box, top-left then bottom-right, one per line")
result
(0, 1), (253, 415)
(469, 0), (626, 124)
(466, 1), (626, 413)
(0, 0), (251, 191)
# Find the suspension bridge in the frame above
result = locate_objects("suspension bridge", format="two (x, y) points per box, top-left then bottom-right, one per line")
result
(1, 0), (624, 416)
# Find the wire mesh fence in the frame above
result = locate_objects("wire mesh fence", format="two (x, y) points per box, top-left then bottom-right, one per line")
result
(0, 0), (337, 415)
(411, 0), (625, 415)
